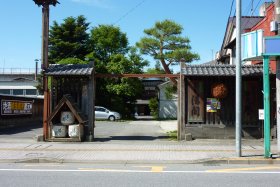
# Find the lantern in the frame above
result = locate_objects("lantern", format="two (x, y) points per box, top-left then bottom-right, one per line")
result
(211, 83), (228, 99)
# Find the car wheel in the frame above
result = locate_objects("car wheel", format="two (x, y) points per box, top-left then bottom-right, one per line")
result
(108, 115), (115, 121)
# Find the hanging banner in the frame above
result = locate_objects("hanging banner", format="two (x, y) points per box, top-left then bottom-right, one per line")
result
(206, 98), (220, 113)
(1, 100), (33, 115)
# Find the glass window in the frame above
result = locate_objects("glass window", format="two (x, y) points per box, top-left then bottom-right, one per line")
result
(13, 89), (24, 95)
(0, 89), (11, 95)
(95, 107), (106, 112)
(26, 89), (37, 95)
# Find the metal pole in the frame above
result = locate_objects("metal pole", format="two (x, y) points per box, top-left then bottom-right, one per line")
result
(263, 55), (271, 158)
(275, 0), (280, 155)
(236, 0), (242, 157)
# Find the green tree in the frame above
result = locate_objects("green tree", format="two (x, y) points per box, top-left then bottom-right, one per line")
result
(87, 26), (148, 118)
(57, 57), (87, 65)
(49, 15), (90, 64)
(88, 25), (128, 65)
(146, 61), (166, 74)
(137, 19), (199, 84)
(149, 97), (159, 119)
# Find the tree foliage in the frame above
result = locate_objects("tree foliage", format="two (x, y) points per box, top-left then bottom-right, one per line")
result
(48, 18), (149, 118)
(49, 15), (90, 64)
(149, 97), (159, 119)
(57, 57), (87, 65)
(146, 61), (166, 74)
(137, 19), (199, 83)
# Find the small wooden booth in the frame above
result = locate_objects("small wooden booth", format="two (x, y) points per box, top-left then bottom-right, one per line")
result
(45, 64), (95, 142)
(182, 64), (275, 139)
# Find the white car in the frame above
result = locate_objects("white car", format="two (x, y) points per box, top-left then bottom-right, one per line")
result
(94, 106), (121, 121)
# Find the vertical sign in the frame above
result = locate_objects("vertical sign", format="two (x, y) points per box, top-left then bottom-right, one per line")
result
(187, 81), (204, 122)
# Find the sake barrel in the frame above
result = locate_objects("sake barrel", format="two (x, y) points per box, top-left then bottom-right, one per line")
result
(68, 124), (83, 138)
(60, 111), (74, 125)
(52, 125), (67, 138)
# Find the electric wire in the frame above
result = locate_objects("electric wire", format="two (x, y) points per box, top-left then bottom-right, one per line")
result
(52, 0), (146, 62)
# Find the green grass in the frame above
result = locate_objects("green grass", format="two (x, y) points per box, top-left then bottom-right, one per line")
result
(167, 130), (178, 141)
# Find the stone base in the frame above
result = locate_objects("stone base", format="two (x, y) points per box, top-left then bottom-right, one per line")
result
(185, 125), (263, 139)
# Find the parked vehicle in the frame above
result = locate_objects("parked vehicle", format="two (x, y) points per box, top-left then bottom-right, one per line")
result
(94, 106), (121, 121)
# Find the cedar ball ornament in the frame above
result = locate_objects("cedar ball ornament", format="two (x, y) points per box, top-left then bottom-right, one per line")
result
(211, 83), (228, 99)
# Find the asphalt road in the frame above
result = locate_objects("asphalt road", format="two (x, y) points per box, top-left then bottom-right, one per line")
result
(94, 121), (169, 142)
(0, 163), (279, 187)
(0, 120), (169, 142)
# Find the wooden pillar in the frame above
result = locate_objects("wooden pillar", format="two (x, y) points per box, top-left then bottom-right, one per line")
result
(42, 3), (50, 141)
(87, 61), (95, 141)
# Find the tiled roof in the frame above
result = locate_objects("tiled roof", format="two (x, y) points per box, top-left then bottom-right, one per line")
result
(183, 65), (272, 76)
(45, 64), (93, 76)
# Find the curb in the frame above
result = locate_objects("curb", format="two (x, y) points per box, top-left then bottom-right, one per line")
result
(0, 158), (280, 165)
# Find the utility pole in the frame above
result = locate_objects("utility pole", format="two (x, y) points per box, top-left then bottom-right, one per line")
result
(34, 0), (59, 140)
(275, 0), (280, 155)
(236, 0), (242, 157)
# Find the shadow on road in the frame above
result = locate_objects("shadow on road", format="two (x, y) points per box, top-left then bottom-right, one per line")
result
(94, 135), (169, 142)
(0, 123), (42, 135)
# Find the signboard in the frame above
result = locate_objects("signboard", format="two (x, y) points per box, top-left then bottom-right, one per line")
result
(187, 81), (204, 122)
(241, 29), (263, 61)
(258, 109), (264, 120)
(1, 100), (33, 115)
(206, 98), (220, 113)
(264, 37), (280, 55)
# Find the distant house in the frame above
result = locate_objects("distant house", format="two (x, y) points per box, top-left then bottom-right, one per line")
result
(0, 69), (40, 97)
(157, 81), (177, 119)
(217, 2), (277, 72)
(217, 16), (263, 65)
(135, 78), (164, 116)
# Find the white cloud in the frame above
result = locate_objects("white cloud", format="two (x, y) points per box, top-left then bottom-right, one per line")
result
(71, 0), (113, 9)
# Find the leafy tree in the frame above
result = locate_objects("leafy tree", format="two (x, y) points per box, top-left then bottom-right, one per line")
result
(149, 97), (159, 119)
(57, 57), (87, 65)
(87, 26), (148, 118)
(49, 15), (90, 64)
(137, 19), (199, 84)
(89, 25), (128, 64)
(146, 61), (166, 74)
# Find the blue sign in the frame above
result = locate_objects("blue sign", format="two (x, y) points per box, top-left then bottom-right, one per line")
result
(264, 37), (280, 55)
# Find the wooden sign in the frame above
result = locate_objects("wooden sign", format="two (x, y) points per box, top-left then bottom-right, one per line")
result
(187, 81), (204, 122)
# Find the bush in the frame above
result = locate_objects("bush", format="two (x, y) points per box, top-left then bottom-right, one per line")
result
(149, 97), (158, 119)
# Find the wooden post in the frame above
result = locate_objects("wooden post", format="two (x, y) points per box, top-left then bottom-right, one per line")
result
(87, 61), (95, 141)
(42, 3), (50, 141)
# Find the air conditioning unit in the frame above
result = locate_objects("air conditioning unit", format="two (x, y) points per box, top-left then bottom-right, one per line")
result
(270, 21), (278, 32)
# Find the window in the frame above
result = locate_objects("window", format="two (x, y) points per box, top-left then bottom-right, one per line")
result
(0, 89), (11, 95)
(13, 89), (24, 95)
(26, 89), (37, 95)
(95, 107), (106, 112)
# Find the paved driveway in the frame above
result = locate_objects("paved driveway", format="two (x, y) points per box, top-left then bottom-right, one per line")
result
(94, 121), (170, 142)
(0, 120), (177, 142)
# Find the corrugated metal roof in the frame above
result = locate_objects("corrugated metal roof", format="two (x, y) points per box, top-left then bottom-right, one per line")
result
(45, 64), (93, 76)
(183, 65), (272, 76)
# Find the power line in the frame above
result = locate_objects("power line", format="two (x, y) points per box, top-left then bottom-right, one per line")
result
(113, 0), (146, 25)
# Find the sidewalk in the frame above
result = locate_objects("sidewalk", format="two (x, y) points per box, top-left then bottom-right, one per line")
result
(0, 138), (279, 164)
(0, 120), (279, 164)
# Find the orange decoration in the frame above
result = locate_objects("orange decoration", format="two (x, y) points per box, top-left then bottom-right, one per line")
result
(211, 83), (228, 99)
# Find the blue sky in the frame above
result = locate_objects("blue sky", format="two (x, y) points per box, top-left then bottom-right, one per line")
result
(0, 0), (265, 72)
